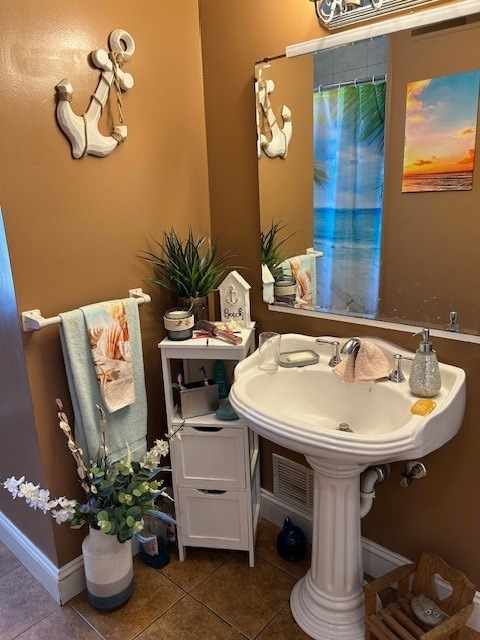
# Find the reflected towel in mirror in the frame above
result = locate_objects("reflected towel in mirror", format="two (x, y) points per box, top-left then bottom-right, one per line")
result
(281, 253), (318, 305)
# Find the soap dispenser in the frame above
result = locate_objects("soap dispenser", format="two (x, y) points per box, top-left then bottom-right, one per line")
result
(408, 328), (441, 398)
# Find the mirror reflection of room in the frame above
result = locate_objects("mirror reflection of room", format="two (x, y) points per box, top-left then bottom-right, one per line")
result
(257, 39), (388, 318)
(313, 36), (387, 317)
(258, 14), (480, 336)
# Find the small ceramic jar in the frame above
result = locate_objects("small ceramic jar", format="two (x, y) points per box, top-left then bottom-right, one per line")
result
(164, 308), (194, 341)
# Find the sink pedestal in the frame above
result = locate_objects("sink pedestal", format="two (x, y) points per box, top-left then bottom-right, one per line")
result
(230, 334), (466, 638)
(290, 458), (367, 640)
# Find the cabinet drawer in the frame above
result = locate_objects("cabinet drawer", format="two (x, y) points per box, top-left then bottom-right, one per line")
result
(172, 426), (246, 490)
(177, 488), (249, 549)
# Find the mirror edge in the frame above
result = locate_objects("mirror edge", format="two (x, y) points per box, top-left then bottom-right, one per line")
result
(286, 0), (480, 57)
(268, 304), (480, 345)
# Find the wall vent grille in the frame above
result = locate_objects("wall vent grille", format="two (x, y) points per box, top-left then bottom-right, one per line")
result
(272, 454), (314, 514)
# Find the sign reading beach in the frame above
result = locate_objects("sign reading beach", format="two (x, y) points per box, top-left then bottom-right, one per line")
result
(402, 70), (480, 193)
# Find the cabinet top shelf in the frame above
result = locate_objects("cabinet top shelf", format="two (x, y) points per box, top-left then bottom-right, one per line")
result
(158, 325), (256, 358)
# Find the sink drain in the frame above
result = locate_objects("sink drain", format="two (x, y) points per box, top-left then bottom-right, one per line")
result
(337, 423), (353, 432)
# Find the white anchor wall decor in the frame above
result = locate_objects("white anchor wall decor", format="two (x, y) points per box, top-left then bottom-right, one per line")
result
(55, 29), (135, 159)
(256, 68), (292, 159)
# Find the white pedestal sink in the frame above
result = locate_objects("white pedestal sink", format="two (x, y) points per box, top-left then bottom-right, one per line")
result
(230, 334), (466, 640)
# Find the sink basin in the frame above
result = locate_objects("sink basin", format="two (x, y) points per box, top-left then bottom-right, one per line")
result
(231, 333), (466, 464)
(230, 333), (466, 640)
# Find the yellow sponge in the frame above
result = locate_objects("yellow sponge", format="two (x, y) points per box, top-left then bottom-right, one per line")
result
(410, 399), (437, 416)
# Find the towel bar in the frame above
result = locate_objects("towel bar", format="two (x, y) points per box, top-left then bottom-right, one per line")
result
(21, 288), (151, 332)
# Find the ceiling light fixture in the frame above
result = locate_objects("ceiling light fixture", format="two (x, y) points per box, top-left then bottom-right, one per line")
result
(309, 0), (439, 30)
(310, 0), (382, 25)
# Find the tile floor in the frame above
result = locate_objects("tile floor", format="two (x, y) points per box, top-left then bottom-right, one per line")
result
(0, 519), (478, 640)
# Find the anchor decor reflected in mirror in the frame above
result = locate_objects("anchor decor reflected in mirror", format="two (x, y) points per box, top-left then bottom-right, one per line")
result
(258, 36), (388, 320)
(257, 3), (480, 337)
(55, 29), (135, 159)
(255, 66), (293, 159)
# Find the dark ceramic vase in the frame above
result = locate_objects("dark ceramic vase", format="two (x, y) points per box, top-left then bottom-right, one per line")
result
(276, 517), (307, 562)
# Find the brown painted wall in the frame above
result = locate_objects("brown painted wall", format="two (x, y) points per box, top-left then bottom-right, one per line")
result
(200, 0), (480, 586)
(0, 0), (210, 566)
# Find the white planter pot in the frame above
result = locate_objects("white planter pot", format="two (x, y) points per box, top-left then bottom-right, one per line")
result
(82, 527), (134, 610)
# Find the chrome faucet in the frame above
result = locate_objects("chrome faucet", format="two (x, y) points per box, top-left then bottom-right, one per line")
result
(341, 337), (361, 356)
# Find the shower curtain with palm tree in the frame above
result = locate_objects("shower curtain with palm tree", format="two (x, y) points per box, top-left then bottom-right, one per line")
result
(313, 80), (386, 317)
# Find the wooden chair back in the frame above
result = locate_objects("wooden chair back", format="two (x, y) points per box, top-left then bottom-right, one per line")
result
(412, 551), (476, 617)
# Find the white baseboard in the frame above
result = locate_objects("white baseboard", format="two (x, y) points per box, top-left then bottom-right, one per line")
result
(0, 512), (85, 604)
(260, 487), (314, 541)
(260, 488), (480, 631)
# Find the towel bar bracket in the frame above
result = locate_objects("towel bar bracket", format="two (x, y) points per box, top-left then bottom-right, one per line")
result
(128, 288), (151, 304)
(21, 288), (151, 332)
(22, 309), (61, 332)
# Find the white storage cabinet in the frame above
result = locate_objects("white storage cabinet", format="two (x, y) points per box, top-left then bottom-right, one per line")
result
(158, 328), (260, 567)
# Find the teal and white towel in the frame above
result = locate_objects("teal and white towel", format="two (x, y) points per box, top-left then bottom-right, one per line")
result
(59, 297), (147, 463)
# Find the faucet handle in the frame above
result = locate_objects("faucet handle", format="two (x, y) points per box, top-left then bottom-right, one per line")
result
(316, 339), (341, 367)
(400, 460), (427, 487)
(389, 354), (413, 383)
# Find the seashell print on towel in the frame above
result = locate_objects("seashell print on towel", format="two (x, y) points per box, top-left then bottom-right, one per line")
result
(81, 300), (135, 412)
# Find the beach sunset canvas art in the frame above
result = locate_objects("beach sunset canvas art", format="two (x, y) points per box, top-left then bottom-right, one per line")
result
(402, 70), (480, 193)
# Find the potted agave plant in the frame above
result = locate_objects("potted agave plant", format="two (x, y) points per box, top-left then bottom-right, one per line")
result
(2, 400), (175, 610)
(140, 227), (236, 321)
(260, 220), (295, 279)
(261, 220), (297, 304)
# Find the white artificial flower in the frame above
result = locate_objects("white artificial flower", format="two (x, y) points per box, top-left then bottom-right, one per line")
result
(50, 496), (77, 523)
(142, 454), (158, 471)
(51, 508), (75, 524)
(142, 440), (168, 470)
(142, 438), (170, 471)
(153, 439), (169, 455)
(3, 476), (25, 498)
(57, 497), (77, 510)
(36, 489), (53, 514)
(19, 481), (40, 507)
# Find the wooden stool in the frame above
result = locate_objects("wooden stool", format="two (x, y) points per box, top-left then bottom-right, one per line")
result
(364, 551), (476, 640)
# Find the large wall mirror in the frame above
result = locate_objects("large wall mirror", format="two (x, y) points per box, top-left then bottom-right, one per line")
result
(257, 3), (480, 336)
